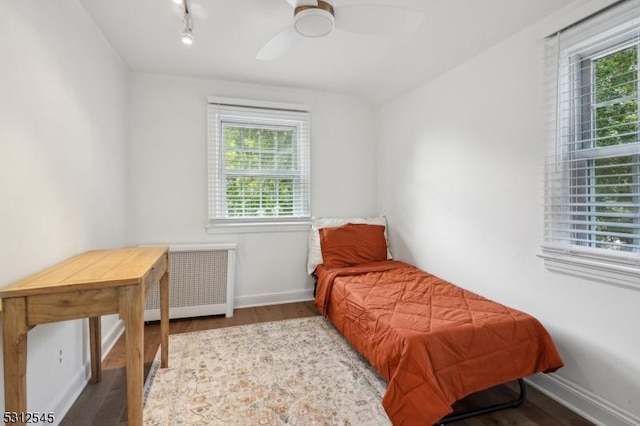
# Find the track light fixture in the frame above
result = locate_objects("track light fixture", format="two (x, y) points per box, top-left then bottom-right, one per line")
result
(177, 0), (193, 45)
(182, 26), (193, 45)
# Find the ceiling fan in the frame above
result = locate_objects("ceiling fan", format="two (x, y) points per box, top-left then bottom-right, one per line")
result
(256, 0), (424, 61)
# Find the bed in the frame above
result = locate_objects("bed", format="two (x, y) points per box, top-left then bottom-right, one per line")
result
(308, 217), (564, 425)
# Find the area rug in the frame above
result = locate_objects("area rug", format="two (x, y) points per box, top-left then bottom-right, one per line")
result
(143, 316), (390, 425)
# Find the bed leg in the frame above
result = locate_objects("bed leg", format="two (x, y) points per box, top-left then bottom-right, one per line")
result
(435, 378), (527, 425)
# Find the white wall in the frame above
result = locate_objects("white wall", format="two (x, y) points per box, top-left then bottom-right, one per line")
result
(127, 73), (377, 306)
(0, 1), (128, 422)
(376, 1), (640, 425)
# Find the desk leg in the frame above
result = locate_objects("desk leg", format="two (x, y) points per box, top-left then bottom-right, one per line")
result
(119, 285), (144, 426)
(160, 270), (169, 368)
(2, 297), (28, 426)
(88, 316), (102, 384)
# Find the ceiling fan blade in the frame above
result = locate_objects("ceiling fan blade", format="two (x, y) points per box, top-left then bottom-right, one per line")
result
(284, 0), (318, 7)
(256, 26), (301, 61)
(334, 4), (424, 35)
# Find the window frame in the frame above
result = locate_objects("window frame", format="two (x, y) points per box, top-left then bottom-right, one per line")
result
(206, 97), (311, 233)
(572, 41), (640, 250)
(540, 2), (640, 291)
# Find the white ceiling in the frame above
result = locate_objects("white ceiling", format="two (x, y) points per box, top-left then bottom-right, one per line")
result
(78, 0), (577, 105)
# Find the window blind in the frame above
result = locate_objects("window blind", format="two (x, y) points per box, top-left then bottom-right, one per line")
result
(543, 0), (640, 265)
(207, 99), (311, 225)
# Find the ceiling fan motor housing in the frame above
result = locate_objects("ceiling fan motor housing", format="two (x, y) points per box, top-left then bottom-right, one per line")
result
(294, 1), (335, 38)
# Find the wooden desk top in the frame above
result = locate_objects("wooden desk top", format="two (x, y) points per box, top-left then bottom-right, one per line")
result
(0, 246), (168, 299)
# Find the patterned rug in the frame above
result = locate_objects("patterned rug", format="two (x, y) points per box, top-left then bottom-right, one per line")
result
(143, 316), (390, 425)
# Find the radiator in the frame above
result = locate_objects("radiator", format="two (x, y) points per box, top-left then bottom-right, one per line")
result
(144, 243), (237, 321)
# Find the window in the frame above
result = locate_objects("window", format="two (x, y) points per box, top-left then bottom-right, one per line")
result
(207, 98), (311, 231)
(541, 0), (640, 289)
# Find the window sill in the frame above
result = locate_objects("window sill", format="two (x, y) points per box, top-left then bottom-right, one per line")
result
(538, 245), (640, 292)
(206, 221), (311, 234)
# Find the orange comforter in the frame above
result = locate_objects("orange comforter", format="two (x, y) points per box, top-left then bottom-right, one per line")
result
(314, 260), (563, 425)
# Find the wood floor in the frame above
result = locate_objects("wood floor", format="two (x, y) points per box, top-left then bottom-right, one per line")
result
(60, 302), (593, 426)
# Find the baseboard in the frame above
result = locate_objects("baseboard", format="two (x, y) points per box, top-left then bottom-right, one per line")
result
(101, 318), (124, 361)
(527, 373), (640, 426)
(144, 303), (231, 321)
(234, 289), (314, 308)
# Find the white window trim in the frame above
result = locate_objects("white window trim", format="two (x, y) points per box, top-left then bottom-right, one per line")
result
(207, 97), (311, 113)
(538, 244), (640, 291)
(206, 97), (311, 233)
(206, 221), (311, 234)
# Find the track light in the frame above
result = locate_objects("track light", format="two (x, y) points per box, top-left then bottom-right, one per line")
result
(182, 28), (193, 45)
(178, 0), (193, 45)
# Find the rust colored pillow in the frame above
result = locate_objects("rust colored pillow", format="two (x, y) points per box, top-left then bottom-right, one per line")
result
(319, 223), (388, 268)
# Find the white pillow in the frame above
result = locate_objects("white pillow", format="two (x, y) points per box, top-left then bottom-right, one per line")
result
(307, 215), (392, 275)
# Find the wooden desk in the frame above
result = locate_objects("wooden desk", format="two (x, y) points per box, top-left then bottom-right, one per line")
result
(0, 247), (169, 426)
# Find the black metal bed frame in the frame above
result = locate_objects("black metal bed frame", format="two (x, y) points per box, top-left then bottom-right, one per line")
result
(435, 378), (527, 425)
